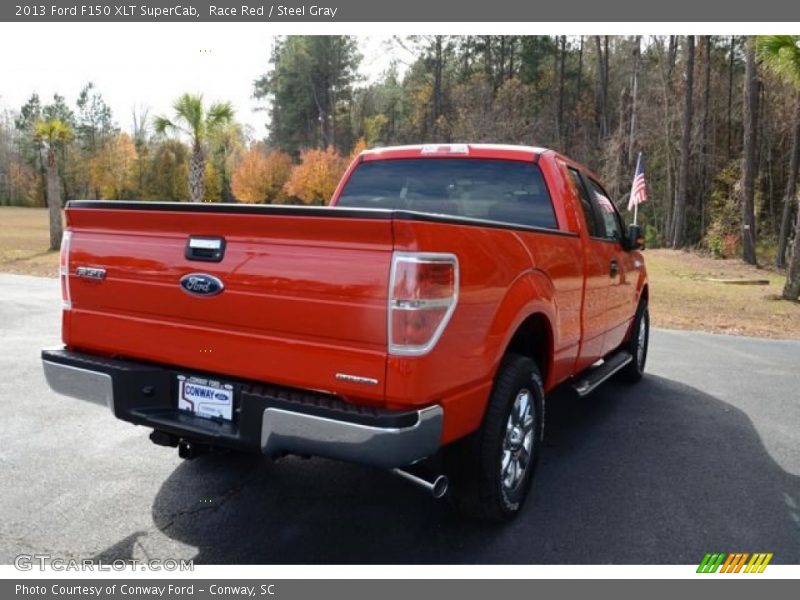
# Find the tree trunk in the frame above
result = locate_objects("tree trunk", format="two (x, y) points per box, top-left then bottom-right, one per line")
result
(727, 36), (736, 158)
(784, 198), (800, 299)
(483, 35), (493, 84)
(700, 36), (712, 238)
(672, 36), (694, 249)
(628, 36), (641, 165)
(330, 84), (337, 150)
(508, 36), (515, 79)
(189, 143), (205, 203)
(741, 36), (759, 265)
(47, 147), (63, 250)
(461, 36), (471, 78)
(667, 36), (678, 79)
(763, 93), (776, 236)
(433, 36), (444, 134)
(38, 146), (48, 208)
(499, 36), (507, 82)
(777, 92), (800, 268)
(657, 36), (676, 242)
(594, 36), (609, 140)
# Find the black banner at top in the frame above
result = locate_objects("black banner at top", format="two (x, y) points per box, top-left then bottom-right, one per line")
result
(2, 0), (799, 22)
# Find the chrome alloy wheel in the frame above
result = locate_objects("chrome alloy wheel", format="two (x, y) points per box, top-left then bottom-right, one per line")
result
(636, 309), (648, 368)
(501, 389), (536, 493)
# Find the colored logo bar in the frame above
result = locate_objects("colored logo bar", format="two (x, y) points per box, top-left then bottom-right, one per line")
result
(697, 553), (773, 573)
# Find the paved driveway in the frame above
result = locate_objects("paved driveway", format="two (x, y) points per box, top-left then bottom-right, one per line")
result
(1, 274), (798, 564)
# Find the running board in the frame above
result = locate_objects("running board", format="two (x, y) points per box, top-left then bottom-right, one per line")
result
(572, 351), (633, 397)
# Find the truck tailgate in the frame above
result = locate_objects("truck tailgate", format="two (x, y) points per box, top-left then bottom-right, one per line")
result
(63, 203), (392, 403)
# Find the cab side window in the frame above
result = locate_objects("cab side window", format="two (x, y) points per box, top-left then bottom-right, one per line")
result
(567, 168), (602, 238)
(587, 179), (622, 242)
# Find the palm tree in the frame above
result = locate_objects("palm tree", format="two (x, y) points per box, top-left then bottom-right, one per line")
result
(154, 94), (234, 203)
(34, 118), (73, 250)
(758, 36), (800, 299)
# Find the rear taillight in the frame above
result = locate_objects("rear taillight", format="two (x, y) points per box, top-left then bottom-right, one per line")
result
(59, 230), (72, 310)
(388, 252), (459, 356)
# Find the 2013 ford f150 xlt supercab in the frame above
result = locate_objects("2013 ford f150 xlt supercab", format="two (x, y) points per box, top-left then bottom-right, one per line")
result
(42, 143), (648, 520)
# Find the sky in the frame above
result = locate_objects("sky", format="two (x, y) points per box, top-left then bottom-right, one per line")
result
(0, 23), (402, 140)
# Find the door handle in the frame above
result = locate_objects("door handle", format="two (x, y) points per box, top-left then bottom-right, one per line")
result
(610, 259), (619, 278)
(185, 236), (226, 262)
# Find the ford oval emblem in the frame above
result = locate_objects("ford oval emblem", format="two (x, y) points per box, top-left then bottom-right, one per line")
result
(180, 273), (224, 297)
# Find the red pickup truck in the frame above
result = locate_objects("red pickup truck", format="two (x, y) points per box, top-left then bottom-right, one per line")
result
(42, 144), (648, 520)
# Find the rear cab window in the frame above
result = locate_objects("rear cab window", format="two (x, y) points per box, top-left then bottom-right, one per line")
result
(336, 158), (559, 230)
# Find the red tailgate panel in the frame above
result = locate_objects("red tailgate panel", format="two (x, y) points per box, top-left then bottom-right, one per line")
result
(64, 207), (393, 403)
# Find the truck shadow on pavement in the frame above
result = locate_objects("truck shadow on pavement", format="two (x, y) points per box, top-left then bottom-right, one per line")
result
(100, 374), (800, 564)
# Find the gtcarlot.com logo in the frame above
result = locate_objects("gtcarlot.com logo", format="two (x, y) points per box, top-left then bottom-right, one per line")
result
(14, 554), (193, 571)
(697, 552), (773, 573)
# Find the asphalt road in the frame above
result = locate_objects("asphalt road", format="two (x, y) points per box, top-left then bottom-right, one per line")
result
(1, 273), (799, 564)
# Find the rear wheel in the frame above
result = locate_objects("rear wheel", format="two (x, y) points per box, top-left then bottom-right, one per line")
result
(620, 300), (649, 382)
(447, 354), (545, 521)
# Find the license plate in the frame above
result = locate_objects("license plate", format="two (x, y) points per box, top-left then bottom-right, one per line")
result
(177, 375), (234, 421)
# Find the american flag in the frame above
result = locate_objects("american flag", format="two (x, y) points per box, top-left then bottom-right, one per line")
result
(627, 152), (648, 211)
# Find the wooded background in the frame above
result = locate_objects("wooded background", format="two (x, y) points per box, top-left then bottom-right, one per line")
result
(1, 35), (798, 270)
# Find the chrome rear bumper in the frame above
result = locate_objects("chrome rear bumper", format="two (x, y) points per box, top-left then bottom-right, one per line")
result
(41, 349), (443, 468)
(42, 359), (114, 411)
(261, 405), (443, 468)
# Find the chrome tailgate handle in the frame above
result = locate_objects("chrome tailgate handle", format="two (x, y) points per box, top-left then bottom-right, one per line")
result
(185, 236), (226, 262)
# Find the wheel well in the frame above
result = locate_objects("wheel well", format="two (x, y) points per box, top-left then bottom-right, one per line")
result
(640, 284), (649, 305)
(506, 313), (552, 384)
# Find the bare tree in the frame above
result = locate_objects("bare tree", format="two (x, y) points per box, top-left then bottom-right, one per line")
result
(594, 36), (609, 139)
(556, 35), (567, 150)
(672, 36), (695, 248)
(700, 36), (712, 236)
(740, 36), (759, 265)
(432, 35), (444, 133)
(727, 36), (737, 158)
(776, 97), (800, 268)
(627, 36), (641, 165)
(132, 105), (150, 198)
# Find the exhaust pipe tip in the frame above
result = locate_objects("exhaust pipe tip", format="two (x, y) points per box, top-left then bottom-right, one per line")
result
(391, 468), (449, 499)
(430, 475), (449, 499)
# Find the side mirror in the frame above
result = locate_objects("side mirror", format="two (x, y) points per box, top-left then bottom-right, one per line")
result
(625, 224), (645, 251)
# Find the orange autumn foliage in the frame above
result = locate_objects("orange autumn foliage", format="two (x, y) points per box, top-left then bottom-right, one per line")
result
(231, 145), (292, 204)
(283, 147), (349, 205)
(89, 133), (138, 199)
(350, 137), (368, 159)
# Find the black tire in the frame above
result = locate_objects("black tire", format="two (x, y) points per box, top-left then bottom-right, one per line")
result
(446, 354), (545, 521)
(620, 299), (649, 382)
